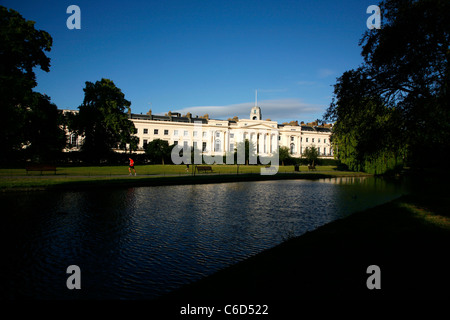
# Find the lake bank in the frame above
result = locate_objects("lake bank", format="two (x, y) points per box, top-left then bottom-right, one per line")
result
(0, 170), (372, 193)
(162, 190), (450, 300)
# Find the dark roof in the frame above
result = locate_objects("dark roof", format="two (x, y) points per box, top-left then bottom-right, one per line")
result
(129, 113), (208, 124)
(300, 125), (331, 133)
(315, 127), (331, 132)
(300, 125), (315, 131)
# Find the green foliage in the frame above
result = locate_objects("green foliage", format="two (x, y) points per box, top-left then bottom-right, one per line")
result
(278, 146), (291, 166)
(303, 145), (319, 166)
(144, 139), (171, 164)
(0, 6), (52, 99)
(324, 0), (449, 173)
(72, 78), (136, 161)
(0, 6), (53, 161)
(233, 139), (257, 165)
(23, 93), (67, 163)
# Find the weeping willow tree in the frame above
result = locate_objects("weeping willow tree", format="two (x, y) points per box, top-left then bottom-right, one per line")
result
(325, 70), (407, 174)
(324, 0), (449, 174)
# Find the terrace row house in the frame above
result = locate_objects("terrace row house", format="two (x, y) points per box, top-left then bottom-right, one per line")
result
(62, 105), (334, 159)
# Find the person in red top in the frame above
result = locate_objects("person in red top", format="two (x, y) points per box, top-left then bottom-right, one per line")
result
(128, 158), (136, 176)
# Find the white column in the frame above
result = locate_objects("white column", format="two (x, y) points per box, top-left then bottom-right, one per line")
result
(263, 133), (267, 154)
(272, 134), (277, 154)
(211, 129), (214, 154)
(257, 132), (261, 155)
(269, 134), (273, 154)
(223, 130), (227, 154)
(300, 135), (303, 156)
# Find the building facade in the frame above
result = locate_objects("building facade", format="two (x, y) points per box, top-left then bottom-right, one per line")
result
(62, 107), (333, 158)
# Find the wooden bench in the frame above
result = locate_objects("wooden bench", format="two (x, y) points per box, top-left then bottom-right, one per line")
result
(195, 166), (213, 173)
(26, 164), (57, 175)
(308, 165), (316, 171)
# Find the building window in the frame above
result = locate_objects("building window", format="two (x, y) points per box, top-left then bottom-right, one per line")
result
(184, 130), (188, 136)
(318, 138), (321, 143)
(193, 131), (198, 137)
(70, 133), (78, 147)
(174, 130), (178, 136)
(312, 138), (315, 143)
(193, 141), (198, 150)
(229, 143), (234, 152)
(203, 131), (207, 138)
(154, 129), (158, 134)
(164, 129), (169, 135)
(215, 139), (221, 152)
(291, 136), (294, 142)
(143, 139), (148, 148)
(306, 138), (309, 142)
(323, 147), (326, 155)
(317, 147), (320, 155)
(202, 142), (207, 151)
(324, 139), (327, 143)
(290, 143), (295, 154)
(183, 141), (189, 150)
(230, 133), (234, 139)
(216, 132), (220, 138)
(143, 128), (148, 134)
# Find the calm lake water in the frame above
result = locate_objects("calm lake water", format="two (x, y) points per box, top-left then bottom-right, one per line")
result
(1, 176), (411, 299)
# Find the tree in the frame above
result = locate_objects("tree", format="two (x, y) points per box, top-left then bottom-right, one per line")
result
(22, 93), (66, 162)
(324, 0), (449, 172)
(303, 145), (319, 166)
(144, 139), (171, 164)
(119, 134), (139, 154)
(0, 6), (53, 161)
(72, 78), (136, 162)
(360, 0), (449, 168)
(324, 68), (406, 173)
(360, 0), (448, 104)
(234, 139), (256, 165)
(278, 146), (291, 166)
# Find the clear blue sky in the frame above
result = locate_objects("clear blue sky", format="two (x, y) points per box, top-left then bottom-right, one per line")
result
(3, 0), (378, 123)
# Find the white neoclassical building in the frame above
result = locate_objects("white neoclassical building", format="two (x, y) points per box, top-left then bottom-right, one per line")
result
(62, 105), (333, 158)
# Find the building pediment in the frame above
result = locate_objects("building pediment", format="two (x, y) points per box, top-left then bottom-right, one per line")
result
(237, 122), (278, 131)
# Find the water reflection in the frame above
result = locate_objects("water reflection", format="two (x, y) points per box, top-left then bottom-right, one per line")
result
(1, 176), (411, 299)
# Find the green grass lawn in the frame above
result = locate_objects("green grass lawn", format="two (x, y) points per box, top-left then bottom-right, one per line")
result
(0, 164), (339, 176)
(0, 164), (369, 191)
